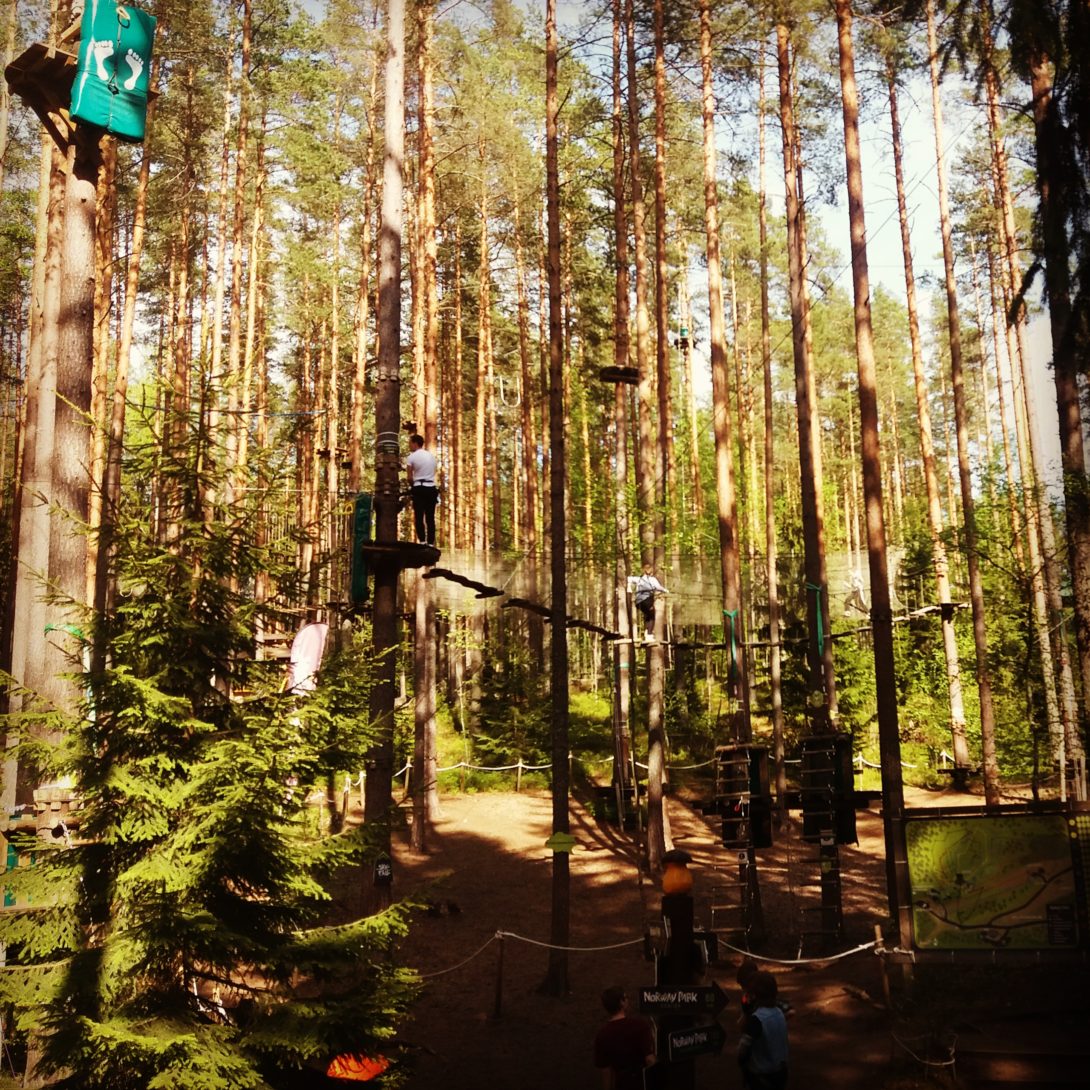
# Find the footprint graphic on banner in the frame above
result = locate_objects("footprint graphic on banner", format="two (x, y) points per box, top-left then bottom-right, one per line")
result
(123, 48), (144, 90)
(91, 38), (115, 80)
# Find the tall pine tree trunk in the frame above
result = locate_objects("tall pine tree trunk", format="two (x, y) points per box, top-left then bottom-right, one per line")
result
(757, 38), (784, 806)
(652, 0), (673, 537)
(834, 0), (910, 946)
(1025, 43), (1090, 754)
(611, 0), (633, 800)
(364, 0), (406, 909)
(627, 0), (667, 871)
(350, 58), (378, 495)
(776, 21), (835, 727)
(542, 0), (570, 996)
(984, 40), (1081, 766)
(514, 195), (543, 670)
(926, 0), (999, 805)
(225, 0), (251, 495)
(887, 65), (969, 772)
(474, 145), (489, 551)
(681, 274), (704, 520)
(93, 61), (159, 640)
(85, 138), (115, 603)
(700, 0), (748, 737)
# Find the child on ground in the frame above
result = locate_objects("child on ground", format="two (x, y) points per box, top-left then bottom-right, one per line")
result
(737, 970), (789, 1090)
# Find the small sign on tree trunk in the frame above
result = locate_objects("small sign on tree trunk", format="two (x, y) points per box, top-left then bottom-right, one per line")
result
(373, 853), (393, 887)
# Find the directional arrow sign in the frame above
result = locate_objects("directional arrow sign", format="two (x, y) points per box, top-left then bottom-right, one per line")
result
(667, 1022), (727, 1061)
(638, 981), (729, 1016)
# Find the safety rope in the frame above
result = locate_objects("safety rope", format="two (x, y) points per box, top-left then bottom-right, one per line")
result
(415, 930), (644, 979)
(497, 930), (645, 952)
(417, 934), (499, 979)
(717, 938), (877, 965)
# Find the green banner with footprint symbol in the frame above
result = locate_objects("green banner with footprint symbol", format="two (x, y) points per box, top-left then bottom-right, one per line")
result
(70, 0), (156, 142)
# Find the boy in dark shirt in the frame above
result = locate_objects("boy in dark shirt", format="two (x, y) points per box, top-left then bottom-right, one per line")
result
(594, 986), (656, 1090)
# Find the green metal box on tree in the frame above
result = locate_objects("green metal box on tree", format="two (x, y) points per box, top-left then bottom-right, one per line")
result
(70, 0), (156, 142)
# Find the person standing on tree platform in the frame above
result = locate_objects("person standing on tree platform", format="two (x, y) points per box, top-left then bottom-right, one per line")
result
(406, 434), (439, 546)
(627, 565), (669, 643)
(594, 986), (656, 1090)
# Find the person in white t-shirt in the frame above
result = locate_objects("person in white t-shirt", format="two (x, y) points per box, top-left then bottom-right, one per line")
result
(626, 565), (668, 642)
(406, 434), (439, 546)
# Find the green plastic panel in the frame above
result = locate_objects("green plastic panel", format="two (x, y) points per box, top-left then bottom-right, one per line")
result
(350, 493), (373, 605)
(70, 0), (156, 142)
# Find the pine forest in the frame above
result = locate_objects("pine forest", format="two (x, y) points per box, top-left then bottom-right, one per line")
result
(0, 0), (1088, 1086)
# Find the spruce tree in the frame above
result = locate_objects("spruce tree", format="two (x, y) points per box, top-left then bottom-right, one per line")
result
(0, 405), (417, 1090)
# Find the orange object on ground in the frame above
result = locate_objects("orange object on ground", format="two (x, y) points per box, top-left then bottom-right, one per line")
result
(325, 1054), (390, 1082)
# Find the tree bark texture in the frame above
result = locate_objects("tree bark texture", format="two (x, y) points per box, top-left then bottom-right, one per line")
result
(542, 0), (570, 996)
(926, 0), (1000, 805)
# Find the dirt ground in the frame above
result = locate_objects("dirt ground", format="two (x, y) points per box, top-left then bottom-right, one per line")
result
(367, 783), (1088, 1089)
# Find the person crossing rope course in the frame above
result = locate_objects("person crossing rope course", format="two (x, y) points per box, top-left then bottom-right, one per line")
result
(626, 565), (669, 643)
(405, 433), (439, 546)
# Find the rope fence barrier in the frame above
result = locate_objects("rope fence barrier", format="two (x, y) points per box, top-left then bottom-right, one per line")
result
(338, 748), (947, 795)
(412, 925), (880, 985)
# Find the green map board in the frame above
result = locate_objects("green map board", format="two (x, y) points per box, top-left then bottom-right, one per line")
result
(70, 0), (156, 142)
(906, 813), (1089, 951)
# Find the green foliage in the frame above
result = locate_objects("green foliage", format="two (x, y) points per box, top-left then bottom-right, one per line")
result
(0, 407), (416, 1089)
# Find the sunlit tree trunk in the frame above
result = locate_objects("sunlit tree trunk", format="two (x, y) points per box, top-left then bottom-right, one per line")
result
(474, 143), (489, 551)
(610, 0), (633, 797)
(364, 0), (406, 911)
(514, 195), (543, 669)
(542, 0), (570, 996)
(238, 112), (267, 480)
(776, 21), (835, 727)
(834, 0), (910, 945)
(926, 0), (999, 804)
(538, 206), (550, 535)
(700, 0), (748, 737)
(886, 66), (969, 771)
(757, 38), (784, 806)
(652, 0), (674, 537)
(487, 323), (501, 548)
(201, 57), (233, 523)
(4, 136), (62, 808)
(973, 229), (1063, 756)
(0, 0), (16, 200)
(626, 0), (667, 871)
(680, 274), (704, 520)
(225, 0), (252, 496)
(415, 0), (441, 833)
(92, 62), (159, 635)
(452, 227), (464, 547)
(85, 138), (115, 604)
(350, 61), (378, 495)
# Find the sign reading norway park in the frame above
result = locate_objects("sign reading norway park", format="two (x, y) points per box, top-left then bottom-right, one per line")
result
(70, 0), (157, 142)
(638, 982), (729, 1016)
(666, 1022), (727, 1061)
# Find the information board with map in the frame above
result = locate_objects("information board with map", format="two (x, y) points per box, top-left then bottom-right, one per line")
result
(905, 812), (1090, 951)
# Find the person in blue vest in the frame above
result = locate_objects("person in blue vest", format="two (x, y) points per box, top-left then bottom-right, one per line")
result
(737, 970), (789, 1089)
(406, 434), (439, 546)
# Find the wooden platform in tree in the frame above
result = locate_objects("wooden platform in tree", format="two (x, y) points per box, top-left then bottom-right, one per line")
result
(359, 540), (440, 570)
(4, 41), (78, 148)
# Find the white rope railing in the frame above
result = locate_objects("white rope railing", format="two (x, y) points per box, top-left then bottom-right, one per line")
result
(336, 749), (945, 794)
